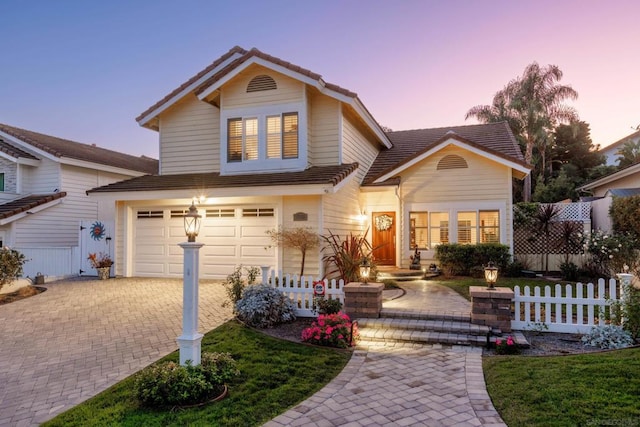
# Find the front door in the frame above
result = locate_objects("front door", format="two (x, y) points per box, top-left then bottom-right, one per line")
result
(372, 212), (396, 265)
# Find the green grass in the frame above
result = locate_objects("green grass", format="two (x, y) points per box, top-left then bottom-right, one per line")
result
(483, 348), (640, 426)
(437, 276), (555, 300)
(43, 321), (351, 427)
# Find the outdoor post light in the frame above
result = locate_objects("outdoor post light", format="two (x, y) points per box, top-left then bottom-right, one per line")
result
(177, 202), (204, 366)
(484, 261), (498, 290)
(360, 257), (371, 284)
(184, 202), (201, 242)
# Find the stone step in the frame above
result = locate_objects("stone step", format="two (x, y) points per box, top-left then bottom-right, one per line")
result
(380, 308), (472, 323)
(378, 271), (440, 281)
(358, 317), (490, 335)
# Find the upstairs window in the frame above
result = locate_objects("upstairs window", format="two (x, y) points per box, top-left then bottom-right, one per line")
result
(228, 113), (298, 162)
(0, 173), (4, 191)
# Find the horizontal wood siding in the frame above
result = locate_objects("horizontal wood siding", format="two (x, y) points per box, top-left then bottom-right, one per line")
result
(592, 174), (640, 197)
(222, 65), (304, 110)
(309, 91), (340, 166)
(342, 115), (378, 182)
(401, 146), (510, 204)
(0, 158), (18, 193)
(322, 178), (363, 249)
(282, 196), (321, 276)
(14, 166), (131, 247)
(159, 94), (219, 175)
(22, 158), (60, 194)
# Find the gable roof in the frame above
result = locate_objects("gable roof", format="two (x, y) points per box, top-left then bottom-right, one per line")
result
(363, 122), (529, 185)
(87, 163), (358, 194)
(0, 123), (158, 175)
(136, 46), (391, 148)
(578, 160), (640, 192)
(0, 192), (66, 220)
(599, 129), (640, 154)
(0, 138), (39, 161)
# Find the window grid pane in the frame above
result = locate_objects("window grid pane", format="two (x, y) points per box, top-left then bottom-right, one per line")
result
(457, 211), (477, 244)
(227, 119), (242, 162)
(409, 212), (428, 249)
(479, 210), (500, 243)
(282, 113), (298, 158)
(243, 118), (258, 160)
(266, 116), (281, 159)
(429, 212), (449, 246)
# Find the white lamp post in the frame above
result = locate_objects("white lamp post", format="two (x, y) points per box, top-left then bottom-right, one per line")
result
(177, 202), (204, 366)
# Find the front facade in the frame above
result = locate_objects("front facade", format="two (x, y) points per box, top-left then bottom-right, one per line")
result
(89, 47), (530, 279)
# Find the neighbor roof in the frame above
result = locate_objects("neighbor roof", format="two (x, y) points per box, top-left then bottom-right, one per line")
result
(0, 192), (67, 220)
(606, 188), (640, 197)
(578, 160), (640, 191)
(599, 129), (640, 153)
(0, 124), (158, 175)
(87, 163), (358, 194)
(0, 137), (39, 161)
(363, 122), (528, 184)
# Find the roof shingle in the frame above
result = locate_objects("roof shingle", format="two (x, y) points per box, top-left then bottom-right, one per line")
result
(88, 163), (359, 194)
(0, 193), (67, 219)
(363, 122), (528, 184)
(0, 124), (158, 174)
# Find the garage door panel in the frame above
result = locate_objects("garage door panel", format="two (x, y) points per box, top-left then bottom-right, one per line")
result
(201, 263), (239, 277)
(168, 263), (185, 275)
(169, 225), (187, 238)
(241, 225), (272, 237)
(202, 245), (238, 256)
(137, 244), (166, 256)
(168, 246), (184, 256)
(202, 226), (236, 238)
(241, 245), (272, 257)
(136, 262), (167, 275)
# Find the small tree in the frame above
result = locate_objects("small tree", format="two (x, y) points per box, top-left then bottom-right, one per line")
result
(266, 227), (319, 277)
(321, 230), (374, 282)
(0, 247), (27, 291)
(534, 204), (559, 274)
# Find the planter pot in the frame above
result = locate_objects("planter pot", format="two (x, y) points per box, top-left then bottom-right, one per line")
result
(96, 267), (111, 280)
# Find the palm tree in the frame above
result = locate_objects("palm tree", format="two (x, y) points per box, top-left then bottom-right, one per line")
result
(466, 63), (578, 201)
(615, 139), (640, 168)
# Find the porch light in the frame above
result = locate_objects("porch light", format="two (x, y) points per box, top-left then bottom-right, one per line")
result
(484, 261), (498, 290)
(360, 257), (371, 284)
(184, 202), (201, 242)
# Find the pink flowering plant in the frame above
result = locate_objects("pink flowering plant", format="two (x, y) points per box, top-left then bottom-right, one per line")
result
(301, 312), (359, 348)
(494, 335), (520, 355)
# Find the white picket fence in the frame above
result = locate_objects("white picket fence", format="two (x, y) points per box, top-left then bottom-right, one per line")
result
(512, 279), (620, 333)
(263, 271), (345, 317)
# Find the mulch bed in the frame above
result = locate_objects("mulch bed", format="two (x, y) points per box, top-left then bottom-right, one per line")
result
(0, 286), (46, 305)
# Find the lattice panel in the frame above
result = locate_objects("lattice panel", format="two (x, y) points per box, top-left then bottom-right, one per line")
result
(514, 221), (584, 254)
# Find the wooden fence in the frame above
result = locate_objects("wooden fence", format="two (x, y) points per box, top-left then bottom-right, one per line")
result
(263, 270), (345, 317)
(512, 279), (620, 333)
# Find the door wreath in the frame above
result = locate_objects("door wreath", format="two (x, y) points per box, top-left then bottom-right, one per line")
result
(375, 214), (393, 231)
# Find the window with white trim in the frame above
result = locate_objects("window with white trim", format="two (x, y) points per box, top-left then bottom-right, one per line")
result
(479, 210), (500, 243)
(409, 209), (500, 249)
(228, 112), (298, 163)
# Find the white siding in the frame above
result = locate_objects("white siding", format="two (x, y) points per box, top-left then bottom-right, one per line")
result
(281, 196), (322, 276)
(342, 115), (379, 183)
(222, 65), (304, 110)
(22, 158), (60, 194)
(159, 94), (220, 175)
(308, 90), (340, 166)
(14, 165), (132, 247)
(0, 158), (18, 193)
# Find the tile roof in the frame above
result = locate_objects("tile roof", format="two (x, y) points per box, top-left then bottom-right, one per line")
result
(0, 124), (158, 175)
(0, 138), (39, 160)
(137, 46), (358, 126)
(87, 163), (359, 194)
(363, 122), (528, 184)
(0, 192), (67, 219)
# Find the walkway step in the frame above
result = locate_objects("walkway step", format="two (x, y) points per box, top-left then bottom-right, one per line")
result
(358, 318), (490, 335)
(381, 307), (471, 323)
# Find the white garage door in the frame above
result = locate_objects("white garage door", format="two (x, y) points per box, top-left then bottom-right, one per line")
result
(133, 206), (276, 279)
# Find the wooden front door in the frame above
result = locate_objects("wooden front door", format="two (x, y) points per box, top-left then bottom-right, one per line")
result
(372, 212), (396, 265)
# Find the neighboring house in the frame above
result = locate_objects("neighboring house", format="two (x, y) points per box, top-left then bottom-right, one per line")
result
(578, 161), (640, 232)
(0, 123), (158, 278)
(599, 129), (640, 166)
(88, 46), (530, 279)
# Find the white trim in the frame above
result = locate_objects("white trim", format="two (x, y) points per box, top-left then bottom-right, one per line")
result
(219, 103), (307, 175)
(0, 198), (63, 225)
(137, 51), (244, 127)
(337, 103), (344, 165)
(196, 56), (392, 149)
(374, 137), (530, 183)
(59, 158), (149, 177)
(0, 151), (39, 166)
(578, 162), (640, 192)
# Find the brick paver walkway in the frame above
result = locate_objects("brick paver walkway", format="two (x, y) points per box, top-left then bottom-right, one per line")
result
(0, 277), (231, 426)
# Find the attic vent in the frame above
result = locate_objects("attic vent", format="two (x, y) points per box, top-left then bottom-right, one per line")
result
(247, 75), (277, 92)
(437, 155), (468, 170)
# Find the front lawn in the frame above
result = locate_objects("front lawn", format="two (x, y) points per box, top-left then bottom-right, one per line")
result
(43, 320), (351, 427)
(484, 348), (640, 426)
(437, 276), (555, 300)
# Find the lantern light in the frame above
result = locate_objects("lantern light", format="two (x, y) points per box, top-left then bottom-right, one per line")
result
(360, 257), (371, 284)
(184, 202), (201, 242)
(484, 261), (498, 290)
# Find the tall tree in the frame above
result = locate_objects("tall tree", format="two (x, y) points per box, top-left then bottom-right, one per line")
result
(551, 121), (604, 179)
(615, 138), (640, 168)
(466, 63), (578, 201)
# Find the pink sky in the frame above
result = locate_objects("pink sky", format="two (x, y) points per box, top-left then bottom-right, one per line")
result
(1, 1), (638, 157)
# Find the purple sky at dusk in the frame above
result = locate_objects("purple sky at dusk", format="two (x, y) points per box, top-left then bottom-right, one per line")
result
(1, 0), (638, 158)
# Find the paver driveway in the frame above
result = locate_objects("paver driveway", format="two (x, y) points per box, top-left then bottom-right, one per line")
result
(0, 277), (231, 426)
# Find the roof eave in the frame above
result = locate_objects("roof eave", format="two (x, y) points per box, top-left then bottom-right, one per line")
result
(0, 197), (64, 226)
(59, 157), (151, 177)
(578, 162), (640, 191)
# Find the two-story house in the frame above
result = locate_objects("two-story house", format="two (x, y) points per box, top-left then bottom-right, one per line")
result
(0, 123), (158, 278)
(88, 46), (530, 279)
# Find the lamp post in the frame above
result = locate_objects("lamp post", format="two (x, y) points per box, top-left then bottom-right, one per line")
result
(484, 261), (498, 290)
(177, 202), (204, 366)
(360, 257), (371, 284)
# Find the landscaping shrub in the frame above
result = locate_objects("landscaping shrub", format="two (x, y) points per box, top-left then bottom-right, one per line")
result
(301, 312), (358, 348)
(559, 261), (580, 281)
(313, 296), (342, 315)
(321, 229), (376, 282)
(0, 247), (27, 291)
(503, 259), (525, 277)
(609, 279), (640, 342)
(581, 231), (637, 278)
(134, 352), (239, 407)
(235, 284), (296, 328)
(435, 243), (510, 276)
(494, 336), (520, 355)
(581, 325), (634, 349)
(223, 265), (259, 307)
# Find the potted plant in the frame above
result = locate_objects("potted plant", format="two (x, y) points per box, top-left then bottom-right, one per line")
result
(88, 252), (113, 280)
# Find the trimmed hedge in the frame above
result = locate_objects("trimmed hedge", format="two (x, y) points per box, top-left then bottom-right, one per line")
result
(435, 243), (511, 276)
